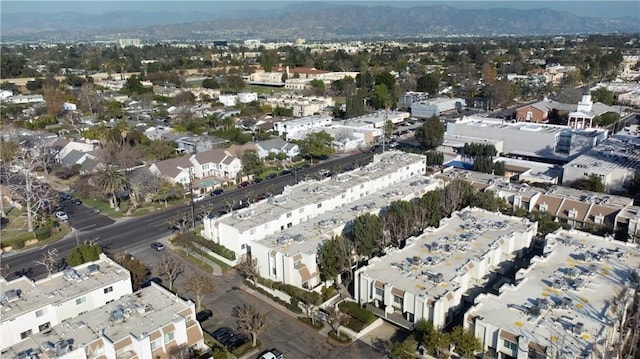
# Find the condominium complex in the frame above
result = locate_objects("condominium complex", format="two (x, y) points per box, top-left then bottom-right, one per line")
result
(0, 254), (133, 351)
(4, 283), (205, 359)
(250, 176), (441, 289)
(465, 229), (640, 359)
(201, 151), (427, 258)
(355, 208), (538, 328)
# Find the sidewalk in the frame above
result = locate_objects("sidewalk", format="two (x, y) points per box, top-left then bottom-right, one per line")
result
(165, 240), (224, 275)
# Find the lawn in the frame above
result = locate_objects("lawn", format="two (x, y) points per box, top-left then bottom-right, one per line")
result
(0, 208), (70, 249)
(244, 84), (288, 95)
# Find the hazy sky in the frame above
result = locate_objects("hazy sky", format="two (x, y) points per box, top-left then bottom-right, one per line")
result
(2, 1), (639, 19)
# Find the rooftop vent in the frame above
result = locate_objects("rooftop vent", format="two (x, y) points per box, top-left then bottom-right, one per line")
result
(539, 298), (550, 310)
(233, 210), (255, 220)
(5, 289), (19, 302)
(573, 322), (584, 334)
(268, 195), (287, 205)
(308, 186), (326, 194)
(277, 236), (293, 246)
(63, 268), (81, 281)
(86, 264), (100, 275)
(54, 340), (71, 356)
(562, 297), (573, 308)
(293, 234), (304, 243)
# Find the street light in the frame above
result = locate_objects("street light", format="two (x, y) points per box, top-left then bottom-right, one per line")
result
(188, 168), (196, 230)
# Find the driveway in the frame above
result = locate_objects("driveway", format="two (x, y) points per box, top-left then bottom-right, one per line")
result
(133, 245), (388, 359)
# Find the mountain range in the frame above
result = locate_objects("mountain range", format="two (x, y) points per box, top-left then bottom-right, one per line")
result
(2, 2), (639, 42)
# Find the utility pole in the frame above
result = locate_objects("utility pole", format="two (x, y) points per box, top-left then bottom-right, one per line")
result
(189, 168), (196, 230)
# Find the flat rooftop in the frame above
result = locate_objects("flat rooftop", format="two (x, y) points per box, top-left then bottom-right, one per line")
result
(0, 256), (130, 322)
(565, 134), (640, 171)
(5, 284), (195, 358)
(255, 176), (439, 255)
(469, 230), (640, 356)
(360, 208), (535, 300)
(214, 151), (426, 233)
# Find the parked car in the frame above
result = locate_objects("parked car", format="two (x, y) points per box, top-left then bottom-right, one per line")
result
(266, 173), (278, 180)
(55, 211), (68, 221)
(210, 189), (224, 196)
(224, 333), (248, 351)
(211, 327), (234, 344)
(252, 177), (263, 184)
(259, 348), (285, 359)
(141, 277), (163, 288)
(237, 181), (250, 188)
(72, 199), (82, 205)
(196, 310), (213, 322)
(193, 194), (206, 202)
(150, 242), (165, 251)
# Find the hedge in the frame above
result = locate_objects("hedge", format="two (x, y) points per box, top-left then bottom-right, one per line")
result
(298, 316), (324, 330)
(328, 330), (351, 343)
(34, 226), (53, 241)
(195, 237), (236, 260)
(256, 277), (321, 305)
(245, 280), (303, 314)
(338, 301), (375, 324)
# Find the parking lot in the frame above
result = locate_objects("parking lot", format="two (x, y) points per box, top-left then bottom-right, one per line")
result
(132, 244), (388, 359)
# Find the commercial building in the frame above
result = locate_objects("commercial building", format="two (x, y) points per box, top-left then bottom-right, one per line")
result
(0, 254), (133, 351)
(201, 151), (427, 257)
(3, 283), (205, 359)
(446, 116), (608, 164)
(563, 133), (640, 193)
(355, 208), (537, 329)
(250, 176), (442, 289)
(411, 97), (466, 118)
(465, 229), (640, 359)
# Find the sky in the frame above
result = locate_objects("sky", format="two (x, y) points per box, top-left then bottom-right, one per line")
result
(1, 1), (639, 19)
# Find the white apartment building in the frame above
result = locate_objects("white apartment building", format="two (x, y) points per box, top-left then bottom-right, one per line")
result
(5, 94), (45, 104)
(563, 133), (640, 193)
(273, 115), (333, 140)
(250, 176), (442, 289)
(355, 208), (537, 329)
(0, 254), (133, 351)
(264, 95), (334, 117)
(201, 151), (427, 257)
(218, 94), (237, 107)
(465, 229), (640, 359)
(4, 283), (205, 359)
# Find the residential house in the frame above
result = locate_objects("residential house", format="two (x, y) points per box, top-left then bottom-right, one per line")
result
(255, 138), (300, 159)
(149, 156), (193, 186)
(175, 135), (227, 154)
(190, 148), (242, 180)
(273, 115), (332, 140)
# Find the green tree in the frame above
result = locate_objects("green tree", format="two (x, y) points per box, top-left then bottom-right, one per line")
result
(310, 79), (326, 96)
(202, 78), (220, 89)
(352, 213), (383, 258)
(67, 242), (102, 266)
(449, 326), (482, 357)
(0, 139), (19, 163)
(223, 75), (245, 93)
(98, 166), (128, 211)
(241, 150), (265, 177)
(469, 190), (501, 211)
(371, 83), (390, 109)
(425, 151), (444, 166)
(345, 89), (366, 118)
(416, 73), (439, 95)
(417, 116), (445, 150)
(591, 87), (615, 105)
(593, 112), (620, 127)
(420, 190), (444, 227)
(121, 75), (152, 96)
(493, 161), (506, 176)
(300, 131), (334, 162)
(317, 235), (352, 281)
(388, 337), (418, 359)
(572, 174), (605, 193)
(441, 179), (474, 214)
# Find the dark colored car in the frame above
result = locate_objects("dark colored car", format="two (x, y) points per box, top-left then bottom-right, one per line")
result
(279, 169), (292, 176)
(211, 327), (234, 344)
(237, 181), (250, 188)
(266, 173), (278, 180)
(210, 189), (224, 196)
(72, 199), (82, 205)
(252, 178), (263, 184)
(59, 193), (72, 201)
(196, 310), (213, 322)
(224, 333), (248, 351)
(141, 277), (163, 288)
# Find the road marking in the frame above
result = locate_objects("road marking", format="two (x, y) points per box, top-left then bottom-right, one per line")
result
(77, 224), (97, 231)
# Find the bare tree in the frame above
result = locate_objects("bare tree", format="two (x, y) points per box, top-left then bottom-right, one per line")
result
(301, 299), (320, 325)
(128, 170), (164, 204)
(235, 253), (259, 285)
(8, 148), (56, 232)
(326, 306), (349, 337)
(167, 344), (191, 359)
(223, 198), (237, 213)
(34, 248), (59, 277)
(0, 263), (11, 278)
(232, 304), (269, 347)
(184, 272), (215, 311)
(157, 255), (185, 291)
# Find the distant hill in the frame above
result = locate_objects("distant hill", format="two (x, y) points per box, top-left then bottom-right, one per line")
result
(2, 4), (638, 42)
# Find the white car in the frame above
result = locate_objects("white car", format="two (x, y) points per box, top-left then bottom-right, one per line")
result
(55, 211), (68, 221)
(193, 194), (206, 202)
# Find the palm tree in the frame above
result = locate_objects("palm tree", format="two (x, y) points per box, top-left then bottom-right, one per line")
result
(98, 166), (128, 211)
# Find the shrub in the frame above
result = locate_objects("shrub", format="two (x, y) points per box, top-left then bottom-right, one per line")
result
(195, 237), (236, 260)
(338, 301), (375, 325)
(328, 330), (351, 343)
(34, 226), (53, 241)
(298, 316), (324, 330)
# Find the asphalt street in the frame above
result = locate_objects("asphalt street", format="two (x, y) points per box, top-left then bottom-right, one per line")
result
(1, 151), (375, 280)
